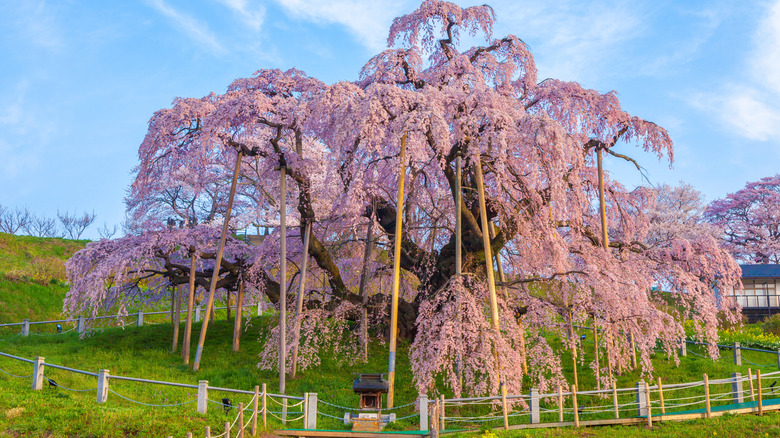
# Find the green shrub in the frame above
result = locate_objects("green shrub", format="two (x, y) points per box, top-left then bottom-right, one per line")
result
(761, 314), (780, 337)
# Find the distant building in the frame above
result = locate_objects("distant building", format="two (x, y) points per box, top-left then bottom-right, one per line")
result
(727, 264), (780, 323)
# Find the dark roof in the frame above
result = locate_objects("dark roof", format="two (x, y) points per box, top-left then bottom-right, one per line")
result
(740, 264), (780, 278)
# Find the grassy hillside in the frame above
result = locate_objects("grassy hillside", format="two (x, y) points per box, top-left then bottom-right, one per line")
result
(0, 233), (86, 324)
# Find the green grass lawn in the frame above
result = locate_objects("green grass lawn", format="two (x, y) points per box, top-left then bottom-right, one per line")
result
(2, 314), (780, 437)
(2, 233), (780, 437)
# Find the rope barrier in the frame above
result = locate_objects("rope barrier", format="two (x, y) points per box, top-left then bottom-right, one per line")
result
(45, 377), (96, 392)
(108, 389), (197, 408)
(0, 367), (32, 379)
(0, 333), (22, 342)
(741, 357), (776, 367)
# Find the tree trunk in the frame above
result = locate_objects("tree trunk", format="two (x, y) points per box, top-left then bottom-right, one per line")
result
(232, 277), (244, 352)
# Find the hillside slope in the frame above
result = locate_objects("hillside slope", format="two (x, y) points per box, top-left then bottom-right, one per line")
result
(0, 233), (86, 324)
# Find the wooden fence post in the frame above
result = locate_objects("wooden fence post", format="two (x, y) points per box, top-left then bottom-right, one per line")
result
(704, 373), (711, 418)
(732, 372), (744, 404)
(262, 383), (267, 430)
(97, 369), (109, 403)
(757, 369), (763, 415)
(238, 402), (244, 438)
(645, 383), (653, 427)
(32, 357), (45, 390)
(558, 385), (564, 423)
(186, 433), (192, 438)
(530, 388), (540, 424)
(252, 385), (259, 436)
(572, 385), (579, 428)
(630, 333), (637, 369)
(224, 421), (230, 438)
(657, 377), (665, 415)
(197, 380), (208, 414)
(204, 426), (211, 438)
(21, 319), (29, 337)
(612, 380), (619, 419)
(748, 368), (756, 401)
(136, 310), (143, 327)
(733, 342), (742, 365)
(419, 395), (429, 431)
(306, 393), (318, 430)
(440, 394), (445, 431)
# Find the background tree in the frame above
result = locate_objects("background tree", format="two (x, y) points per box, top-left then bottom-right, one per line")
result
(705, 174), (780, 264)
(0, 205), (30, 235)
(57, 210), (97, 240)
(23, 213), (60, 238)
(66, 0), (741, 397)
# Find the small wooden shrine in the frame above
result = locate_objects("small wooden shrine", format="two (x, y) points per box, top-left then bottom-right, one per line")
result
(344, 373), (395, 431)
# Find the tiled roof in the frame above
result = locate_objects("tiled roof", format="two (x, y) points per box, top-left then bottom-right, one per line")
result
(740, 264), (780, 278)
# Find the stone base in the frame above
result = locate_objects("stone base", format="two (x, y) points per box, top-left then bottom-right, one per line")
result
(343, 412), (397, 431)
(352, 418), (382, 432)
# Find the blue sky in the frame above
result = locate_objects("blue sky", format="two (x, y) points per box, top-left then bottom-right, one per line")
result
(1, 0), (779, 239)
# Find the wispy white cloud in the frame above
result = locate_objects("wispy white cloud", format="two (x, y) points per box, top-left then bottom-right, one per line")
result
(146, 0), (224, 54)
(4, 0), (64, 50)
(497, 1), (644, 85)
(273, 0), (408, 52)
(692, 0), (780, 143)
(216, 0), (266, 31)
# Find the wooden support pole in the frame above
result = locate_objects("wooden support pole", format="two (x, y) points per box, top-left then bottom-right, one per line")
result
(205, 426), (211, 438)
(748, 368), (756, 401)
(252, 385), (259, 436)
(630, 333), (638, 369)
(182, 253), (197, 363)
(279, 165), (288, 394)
(593, 323), (600, 390)
(193, 149), (244, 371)
(387, 133), (407, 409)
(224, 421), (230, 438)
(704, 373), (711, 418)
(358, 216), (373, 362)
(572, 385), (580, 428)
(172, 284), (183, 353)
(657, 377), (665, 415)
(262, 383), (267, 429)
(291, 221), (312, 377)
(474, 152), (509, 430)
(645, 383), (653, 427)
(455, 154), (464, 390)
(758, 369), (763, 415)
(597, 147), (609, 249)
(612, 380), (619, 419)
(568, 315), (579, 391)
(238, 402), (244, 438)
(232, 276), (245, 352)
(558, 384), (564, 422)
